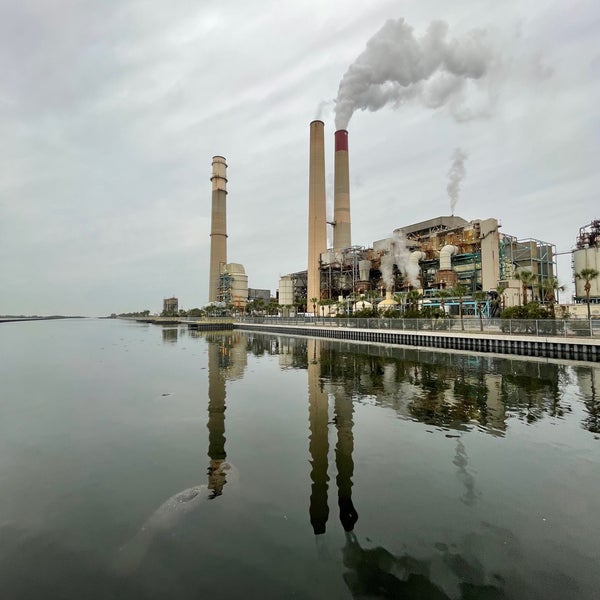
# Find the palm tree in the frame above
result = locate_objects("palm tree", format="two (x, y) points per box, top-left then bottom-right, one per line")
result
(516, 270), (537, 305)
(310, 297), (319, 317)
(435, 289), (452, 315)
(539, 277), (565, 319)
(451, 284), (468, 330)
(406, 290), (421, 314)
(472, 291), (487, 332)
(575, 268), (599, 319)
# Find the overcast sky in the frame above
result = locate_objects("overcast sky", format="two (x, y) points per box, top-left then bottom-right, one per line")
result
(1, 0), (598, 315)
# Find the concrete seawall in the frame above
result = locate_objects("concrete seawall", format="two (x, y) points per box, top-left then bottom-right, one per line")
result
(234, 323), (600, 362)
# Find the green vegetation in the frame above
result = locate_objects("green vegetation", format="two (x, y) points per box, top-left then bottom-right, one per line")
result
(575, 268), (599, 319)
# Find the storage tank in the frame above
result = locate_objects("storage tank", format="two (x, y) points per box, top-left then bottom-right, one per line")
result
(225, 263), (248, 308)
(278, 276), (295, 306)
(358, 260), (372, 281)
(574, 247), (600, 299)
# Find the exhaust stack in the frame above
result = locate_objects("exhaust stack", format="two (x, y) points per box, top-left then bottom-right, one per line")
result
(208, 156), (228, 303)
(333, 130), (351, 250)
(307, 121), (327, 310)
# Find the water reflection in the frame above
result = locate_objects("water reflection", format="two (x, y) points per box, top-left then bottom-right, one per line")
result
(189, 331), (598, 597)
(162, 327), (178, 343)
(305, 338), (509, 598)
(203, 332), (247, 497)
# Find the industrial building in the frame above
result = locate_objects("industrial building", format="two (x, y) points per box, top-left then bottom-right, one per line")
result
(207, 156), (253, 310)
(573, 219), (600, 304)
(163, 297), (179, 314)
(279, 123), (558, 315)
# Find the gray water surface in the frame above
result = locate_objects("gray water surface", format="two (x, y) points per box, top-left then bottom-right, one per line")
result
(0, 319), (599, 599)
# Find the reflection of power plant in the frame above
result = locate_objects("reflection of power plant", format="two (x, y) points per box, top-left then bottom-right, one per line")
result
(307, 339), (358, 536)
(205, 333), (247, 497)
(307, 339), (329, 534)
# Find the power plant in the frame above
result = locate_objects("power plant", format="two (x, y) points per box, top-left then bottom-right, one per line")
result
(275, 124), (559, 315)
(208, 156), (249, 309)
(205, 123), (597, 317)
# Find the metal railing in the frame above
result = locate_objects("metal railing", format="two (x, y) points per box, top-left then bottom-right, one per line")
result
(235, 316), (600, 338)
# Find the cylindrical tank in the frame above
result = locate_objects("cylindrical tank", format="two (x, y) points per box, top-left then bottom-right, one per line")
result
(278, 276), (295, 306)
(358, 260), (372, 282)
(574, 247), (600, 299)
(225, 263), (248, 308)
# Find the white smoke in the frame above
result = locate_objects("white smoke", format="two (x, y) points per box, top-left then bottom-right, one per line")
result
(381, 230), (420, 291)
(447, 148), (467, 215)
(314, 100), (331, 120)
(380, 252), (395, 291)
(334, 19), (492, 130)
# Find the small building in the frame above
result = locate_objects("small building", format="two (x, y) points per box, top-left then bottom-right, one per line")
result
(163, 297), (178, 314)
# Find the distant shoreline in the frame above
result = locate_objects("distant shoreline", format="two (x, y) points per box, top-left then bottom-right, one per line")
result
(0, 316), (88, 323)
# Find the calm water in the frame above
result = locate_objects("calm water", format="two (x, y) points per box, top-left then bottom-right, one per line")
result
(0, 319), (599, 599)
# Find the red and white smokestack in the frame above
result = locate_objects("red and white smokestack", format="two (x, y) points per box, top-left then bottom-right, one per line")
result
(307, 120), (327, 309)
(333, 130), (351, 250)
(208, 156), (227, 303)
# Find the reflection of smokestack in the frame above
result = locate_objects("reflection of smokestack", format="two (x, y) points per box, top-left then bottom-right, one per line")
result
(333, 130), (351, 250)
(308, 339), (329, 534)
(209, 156), (228, 303)
(308, 121), (327, 308)
(207, 339), (227, 498)
(334, 389), (358, 532)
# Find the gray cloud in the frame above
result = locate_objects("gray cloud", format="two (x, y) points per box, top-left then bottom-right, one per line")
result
(1, 0), (598, 314)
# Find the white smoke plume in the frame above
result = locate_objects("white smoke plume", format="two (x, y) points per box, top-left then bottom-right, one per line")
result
(334, 19), (492, 130)
(391, 230), (420, 288)
(447, 147), (467, 215)
(381, 230), (420, 291)
(380, 251), (395, 291)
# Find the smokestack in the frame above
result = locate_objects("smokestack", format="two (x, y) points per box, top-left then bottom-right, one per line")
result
(209, 156), (227, 303)
(333, 130), (351, 250)
(307, 121), (327, 310)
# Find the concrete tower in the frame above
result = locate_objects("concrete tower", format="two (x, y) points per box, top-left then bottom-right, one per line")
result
(333, 130), (351, 250)
(209, 156), (228, 303)
(307, 121), (327, 310)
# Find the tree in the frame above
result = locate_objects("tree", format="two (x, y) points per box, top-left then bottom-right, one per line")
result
(539, 277), (565, 319)
(516, 270), (537, 305)
(472, 291), (487, 332)
(435, 289), (452, 315)
(575, 268), (599, 319)
(451, 284), (468, 331)
(310, 297), (318, 317)
(404, 290), (421, 318)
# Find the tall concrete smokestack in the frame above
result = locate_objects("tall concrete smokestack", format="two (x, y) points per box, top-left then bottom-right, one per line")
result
(307, 120), (327, 310)
(333, 130), (351, 250)
(209, 156), (227, 303)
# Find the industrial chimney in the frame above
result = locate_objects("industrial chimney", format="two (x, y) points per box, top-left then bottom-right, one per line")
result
(307, 121), (327, 310)
(333, 129), (351, 250)
(208, 156), (228, 303)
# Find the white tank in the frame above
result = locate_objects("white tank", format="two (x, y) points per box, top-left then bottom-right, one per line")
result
(574, 247), (600, 299)
(278, 276), (295, 305)
(225, 263), (248, 308)
(358, 260), (372, 281)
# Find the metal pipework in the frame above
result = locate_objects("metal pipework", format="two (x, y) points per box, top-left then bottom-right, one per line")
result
(307, 121), (327, 308)
(209, 156), (228, 303)
(333, 130), (351, 250)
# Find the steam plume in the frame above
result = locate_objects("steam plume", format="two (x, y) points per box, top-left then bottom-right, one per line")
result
(334, 19), (491, 129)
(447, 148), (467, 216)
(381, 230), (420, 291)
